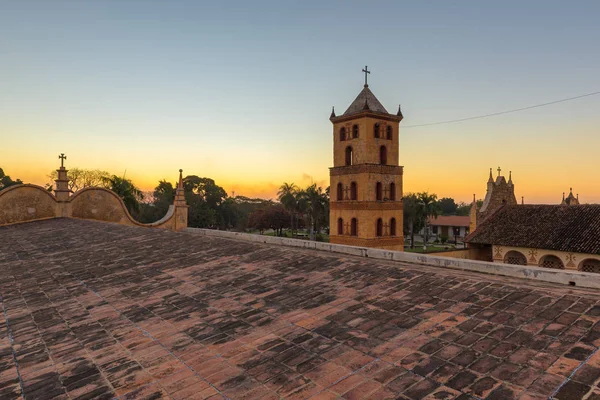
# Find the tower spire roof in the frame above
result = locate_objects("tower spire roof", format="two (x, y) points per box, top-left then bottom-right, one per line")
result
(343, 85), (388, 116)
(488, 168), (494, 183)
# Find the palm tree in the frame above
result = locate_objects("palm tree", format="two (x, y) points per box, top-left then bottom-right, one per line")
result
(303, 184), (327, 241)
(278, 182), (298, 235)
(418, 192), (440, 251)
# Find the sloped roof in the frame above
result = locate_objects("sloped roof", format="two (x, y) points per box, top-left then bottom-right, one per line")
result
(343, 85), (389, 116)
(429, 215), (470, 227)
(2, 218), (600, 399)
(468, 204), (600, 254)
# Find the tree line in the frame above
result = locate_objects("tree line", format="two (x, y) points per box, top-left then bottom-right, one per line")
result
(2, 166), (478, 246)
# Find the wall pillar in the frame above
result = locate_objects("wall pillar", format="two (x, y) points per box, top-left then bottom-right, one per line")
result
(173, 169), (188, 231)
(54, 166), (71, 217)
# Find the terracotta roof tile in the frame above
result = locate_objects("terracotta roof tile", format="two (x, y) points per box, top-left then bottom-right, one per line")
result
(0, 219), (599, 399)
(467, 204), (600, 254)
(429, 216), (470, 227)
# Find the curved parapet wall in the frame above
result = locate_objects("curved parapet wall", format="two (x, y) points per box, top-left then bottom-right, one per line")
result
(0, 184), (187, 231)
(0, 185), (57, 225)
(70, 187), (143, 227)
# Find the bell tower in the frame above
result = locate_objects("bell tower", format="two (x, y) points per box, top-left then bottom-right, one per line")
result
(329, 67), (404, 250)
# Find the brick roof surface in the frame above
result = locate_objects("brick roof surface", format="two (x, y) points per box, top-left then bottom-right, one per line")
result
(429, 216), (470, 228)
(1, 219), (600, 399)
(343, 86), (389, 116)
(467, 204), (600, 254)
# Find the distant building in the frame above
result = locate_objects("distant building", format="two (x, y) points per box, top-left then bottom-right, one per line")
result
(329, 69), (405, 250)
(467, 170), (600, 273)
(561, 188), (580, 205)
(422, 215), (470, 240)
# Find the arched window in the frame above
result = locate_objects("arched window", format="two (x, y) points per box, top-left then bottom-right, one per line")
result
(539, 255), (564, 269)
(350, 182), (357, 200)
(345, 146), (353, 166)
(337, 218), (344, 235)
(380, 146), (387, 165)
(339, 127), (346, 141)
(351, 218), (357, 236)
(376, 218), (383, 237)
(389, 182), (396, 201)
(386, 125), (393, 140)
(374, 123), (380, 138)
(336, 182), (343, 201)
(579, 259), (600, 273)
(390, 218), (397, 236)
(504, 251), (527, 265)
(376, 182), (382, 201)
(352, 124), (359, 139)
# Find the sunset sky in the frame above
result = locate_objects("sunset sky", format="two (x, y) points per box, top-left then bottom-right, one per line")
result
(2, 1), (599, 204)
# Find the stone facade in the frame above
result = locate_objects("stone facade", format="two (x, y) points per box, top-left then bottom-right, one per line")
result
(492, 245), (600, 273)
(328, 83), (404, 250)
(476, 168), (517, 225)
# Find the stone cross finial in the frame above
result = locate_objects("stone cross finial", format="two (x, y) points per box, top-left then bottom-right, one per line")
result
(362, 65), (370, 87)
(497, 166), (501, 176)
(178, 169), (183, 189)
(59, 153), (67, 168)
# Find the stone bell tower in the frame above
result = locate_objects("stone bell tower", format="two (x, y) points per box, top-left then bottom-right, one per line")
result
(329, 67), (404, 250)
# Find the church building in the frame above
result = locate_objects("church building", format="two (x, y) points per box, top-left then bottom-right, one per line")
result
(467, 169), (600, 273)
(329, 68), (404, 250)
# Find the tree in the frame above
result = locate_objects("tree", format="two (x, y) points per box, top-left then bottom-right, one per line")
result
(418, 192), (440, 251)
(183, 175), (228, 228)
(102, 175), (143, 215)
(303, 184), (328, 241)
(403, 193), (424, 249)
(456, 199), (484, 216)
(137, 180), (175, 223)
(0, 168), (23, 190)
(438, 197), (457, 215)
(248, 204), (290, 236)
(47, 168), (110, 192)
(278, 182), (299, 235)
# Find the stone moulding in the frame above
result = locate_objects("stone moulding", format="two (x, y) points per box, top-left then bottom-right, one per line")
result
(184, 227), (600, 289)
(0, 184), (187, 231)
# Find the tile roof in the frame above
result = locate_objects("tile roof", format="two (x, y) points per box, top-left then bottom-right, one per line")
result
(1, 219), (600, 399)
(343, 86), (389, 116)
(429, 216), (470, 227)
(467, 204), (600, 254)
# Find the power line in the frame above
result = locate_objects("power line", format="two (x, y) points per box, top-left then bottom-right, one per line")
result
(402, 90), (600, 128)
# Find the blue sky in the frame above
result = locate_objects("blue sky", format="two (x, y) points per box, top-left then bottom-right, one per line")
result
(1, 1), (599, 202)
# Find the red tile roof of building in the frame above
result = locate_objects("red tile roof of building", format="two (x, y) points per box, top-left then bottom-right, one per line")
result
(428, 215), (470, 227)
(467, 204), (600, 254)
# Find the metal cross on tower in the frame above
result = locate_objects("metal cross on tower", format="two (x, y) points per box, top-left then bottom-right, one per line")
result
(362, 65), (370, 86)
(497, 166), (501, 176)
(59, 153), (67, 168)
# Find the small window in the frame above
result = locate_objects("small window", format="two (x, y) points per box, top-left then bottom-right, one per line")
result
(376, 182), (382, 201)
(337, 218), (343, 235)
(376, 218), (383, 237)
(390, 182), (396, 201)
(386, 125), (393, 140)
(336, 182), (343, 201)
(345, 146), (353, 166)
(390, 218), (396, 236)
(351, 218), (358, 236)
(380, 146), (387, 165)
(374, 123), (380, 138)
(352, 124), (359, 139)
(350, 182), (357, 200)
(339, 127), (346, 141)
